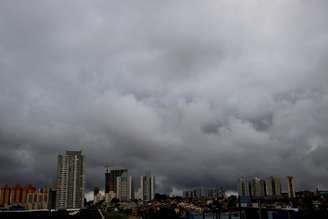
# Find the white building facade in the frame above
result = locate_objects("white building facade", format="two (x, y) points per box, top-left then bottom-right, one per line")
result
(56, 151), (84, 209)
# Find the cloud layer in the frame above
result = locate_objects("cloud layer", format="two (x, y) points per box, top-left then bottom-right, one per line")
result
(1, 0), (328, 193)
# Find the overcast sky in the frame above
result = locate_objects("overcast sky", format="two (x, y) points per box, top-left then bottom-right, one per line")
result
(1, 0), (328, 194)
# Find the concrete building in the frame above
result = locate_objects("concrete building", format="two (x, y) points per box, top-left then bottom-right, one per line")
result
(134, 187), (142, 200)
(0, 185), (54, 209)
(105, 191), (117, 203)
(274, 176), (282, 196)
(287, 176), (296, 198)
(56, 150), (84, 209)
(251, 177), (266, 198)
(0, 185), (11, 206)
(265, 176), (282, 197)
(116, 172), (132, 201)
(105, 169), (111, 193)
(238, 177), (250, 197)
(140, 176), (155, 201)
(105, 169), (128, 194)
(0, 184), (37, 207)
(183, 187), (225, 199)
(26, 187), (50, 210)
(12, 185), (23, 204)
(48, 189), (56, 209)
(93, 187), (105, 205)
(266, 176), (275, 197)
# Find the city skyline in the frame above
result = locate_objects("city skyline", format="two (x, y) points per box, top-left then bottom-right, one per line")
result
(1, 0), (328, 195)
(0, 148), (313, 196)
(0, 149), (313, 199)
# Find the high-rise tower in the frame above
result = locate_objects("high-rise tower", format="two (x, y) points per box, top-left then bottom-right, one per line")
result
(116, 172), (133, 201)
(251, 177), (265, 198)
(56, 151), (84, 209)
(265, 176), (275, 196)
(140, 175), (155, 201)
(238, 177), (250, 197)
(287, 176), (296, 198)
(274, 176), (282, 196)
(105, 169), (128, 194)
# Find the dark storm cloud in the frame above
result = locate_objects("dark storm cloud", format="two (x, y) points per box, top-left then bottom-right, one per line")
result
(1, 0), (328, 193)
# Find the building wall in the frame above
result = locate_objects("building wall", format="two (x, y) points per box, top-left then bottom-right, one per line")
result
(107, 169), (127, 194)
(56, 150), (84, 209)
(26, 188), (49, 210)
(0, 185), (51, 209)
(117, 172), (130, 201)
(266, 176), (274, 196)
(140, 175), (155, 201)
(239, 177), (250, 197)
(0, 188), (3, 205)
(287, 176), (296, 198)
(4, 186), (11, 205)
(251, 177), (265, 198)
(274, 177), (282, 196)
(105, 170), (111, 193)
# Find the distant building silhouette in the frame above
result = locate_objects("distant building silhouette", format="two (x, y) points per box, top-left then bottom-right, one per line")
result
(116, 172), (133, 201)
(105, 168), (110, 193)
(56, 150), (84, 209)
(48, 189), (56, 209)
(140, 175), (155, 201)
(26, 187), (50, 209)
(238, 175), (294, 201)
(0, 184), (54, 209)
(287, 176), (296, 198)
(0, 185), (11, 206)
(183, 187), (225, 199)
(251, 177), (266, 198)
(105, 169), (127, 194)
(274, 176), (282, 196)
(238, 177), (250, 197)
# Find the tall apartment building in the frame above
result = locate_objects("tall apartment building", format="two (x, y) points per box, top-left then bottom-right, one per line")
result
(274, 176), (282, 196)
(0, 184), (54, 209)
(105, 169), (111, 193)
(0, 184), (37, 207)
(238, 177), (250, 197)
(116, 172), (133, 201)
(287, 176), (296, 198)
(140, 176), (155, 201)
(183, 187), (225, 199)
(56, 150), (84, 209)
(0, 185), (11, 206)
(26, 187), (50, 210)
(251, 177), (266, 198)
(11, 185), (23, 204)
(265, 176), (275, 196)
(105, 169), (128, 194)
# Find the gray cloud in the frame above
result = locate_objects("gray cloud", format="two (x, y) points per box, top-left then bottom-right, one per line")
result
(1, 0), (328, 193)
